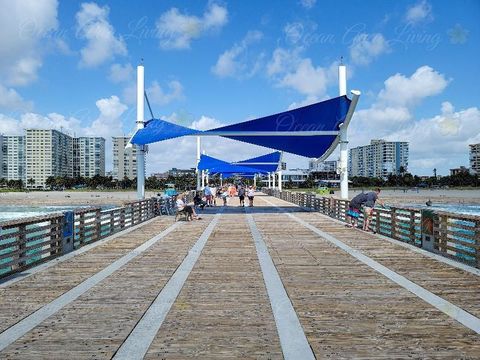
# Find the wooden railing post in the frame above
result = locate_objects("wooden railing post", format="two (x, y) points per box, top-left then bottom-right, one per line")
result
(120, 208), (126, 229)
(109, 211), (115, 235)
(78, 212), (85, 246)
(475, 220), (479, 268)
(437, 214), (448, 254)
(376, 211), (381, 234)
(409, 210), (416, 245)
(12, 224), (27, 271)
(95, 209), (102, 240)
(390, 207), (397, 240)
(50, 216), (62, 256)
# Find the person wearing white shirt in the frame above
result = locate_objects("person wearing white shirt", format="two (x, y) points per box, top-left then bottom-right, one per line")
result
(247, 186), (255, 207)
(175, 194), (200, 220)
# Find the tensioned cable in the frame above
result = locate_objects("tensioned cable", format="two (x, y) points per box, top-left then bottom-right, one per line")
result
(144, 90), (155, 119)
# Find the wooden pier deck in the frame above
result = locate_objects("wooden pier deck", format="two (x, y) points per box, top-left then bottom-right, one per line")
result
(0, 194), (479, 359)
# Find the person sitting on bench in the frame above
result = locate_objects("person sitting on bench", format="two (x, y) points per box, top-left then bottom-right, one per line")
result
(193, 192), (207, 210)
(175, 194), (200, 221)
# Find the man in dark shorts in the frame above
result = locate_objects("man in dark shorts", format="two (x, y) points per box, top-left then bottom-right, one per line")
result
(238, 185), (245, 207)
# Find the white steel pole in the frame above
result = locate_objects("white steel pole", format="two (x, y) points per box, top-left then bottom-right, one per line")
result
(273, 172), (276, 189)
(268, 172), (271, 188)
(196, 137), (201, 190)
(278, 170), (282, 191)
(201, 150), (206, 188)
(136, 64), (145, 200)
(254, 174), (257, 187)
(338, 64), (348, 200)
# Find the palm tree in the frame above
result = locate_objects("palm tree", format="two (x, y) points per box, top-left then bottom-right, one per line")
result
(27, 178), (35, 188)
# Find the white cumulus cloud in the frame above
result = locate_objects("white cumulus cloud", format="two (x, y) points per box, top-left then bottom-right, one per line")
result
(378, 65), (449, 107)
(299, 0), (316, 9)
(280, 58), (329, 97)
(212, 30), (264, 78)
(349, 33), (390, 65)
(405, 0), (433, 24)
(0, 0), (59, 86)
(0, 84), (33, 112)
(351, 66), (449, 134)
(156, 2), (228, 50)
(109, 63), (134, 83)
(122, 79), (184, 107)
(76, 2), (127, 67)
(385, 104), (480, 174)
(146, 81), (184, 106)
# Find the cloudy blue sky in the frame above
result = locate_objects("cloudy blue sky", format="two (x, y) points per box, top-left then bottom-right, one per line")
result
(0, 0), (479, 175)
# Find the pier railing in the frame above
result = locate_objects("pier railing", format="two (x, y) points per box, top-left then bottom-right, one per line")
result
(264, 189), (479, 269)
(0, 195), (184, 279)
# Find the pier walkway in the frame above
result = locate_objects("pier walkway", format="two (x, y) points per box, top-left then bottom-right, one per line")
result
(0, 194), (479, 359)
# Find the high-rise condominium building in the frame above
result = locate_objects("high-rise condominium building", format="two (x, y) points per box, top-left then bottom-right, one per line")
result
(112, 137), (138, 180)
(73, 137), (106, 177)
(0, 135), (6, 179)
(308, 160), (337, 172)
(5, 136), (26, 182)
(470, 143), (480, 175)
(349, 139), (409, 178)
(25, 129), (73, 188)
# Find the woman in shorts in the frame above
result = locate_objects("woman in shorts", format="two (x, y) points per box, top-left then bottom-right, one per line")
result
(247, 186), (255, 207)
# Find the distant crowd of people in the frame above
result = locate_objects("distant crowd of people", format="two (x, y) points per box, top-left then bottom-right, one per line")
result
(173, 183), (257, 221)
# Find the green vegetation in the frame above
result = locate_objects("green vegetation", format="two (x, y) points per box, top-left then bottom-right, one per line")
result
(0, 178), (23, 190)
(351, 171), (479, 188)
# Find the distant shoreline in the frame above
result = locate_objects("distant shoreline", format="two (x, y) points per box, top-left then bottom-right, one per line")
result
(0, 188), (479, 206)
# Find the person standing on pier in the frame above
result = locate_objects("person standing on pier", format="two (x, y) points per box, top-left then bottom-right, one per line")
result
(247, 186), (255, 207)
(347, 188), (384, 230)
(238, 185), (246, 207)
(204, 183), (213, 207)
(362, 188), (384, 232)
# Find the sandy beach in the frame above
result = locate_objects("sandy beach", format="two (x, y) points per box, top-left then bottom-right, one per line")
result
(346, 188), (480, 206)
(0, 191), (161, 207)
(0, 188), (479, 207)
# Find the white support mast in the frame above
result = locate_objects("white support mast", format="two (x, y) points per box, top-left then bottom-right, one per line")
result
(196, 137), (201, 190)
(277, 151), (283, 192)
(136, 64), (145, 200)
(338, 63), (348, 200)
(201, 150), (206, 188)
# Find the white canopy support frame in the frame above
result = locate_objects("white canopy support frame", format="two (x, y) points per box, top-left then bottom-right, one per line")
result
(135, 64), (360, 199)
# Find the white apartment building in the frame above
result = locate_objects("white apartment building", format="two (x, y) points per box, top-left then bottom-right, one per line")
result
(308, 160), (337, 172)
(280, 169), (310, 185)
(112, 137), (138, 180)
(25, 129), (73, 188)
(0, 135), (5, 179)
(349, 139), (409, 178)
(470, 143), (480, 175)
(73, 137), (106, 177)
(5, 136), (26, 182)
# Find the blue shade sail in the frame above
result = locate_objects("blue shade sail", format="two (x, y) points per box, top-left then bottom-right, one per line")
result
(131, 95), (351, 159)
(131, 118), (200, 144)
(197, 155), (263, 174)
(204, 95), (350, 158)
(235, 151), (281, 172)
